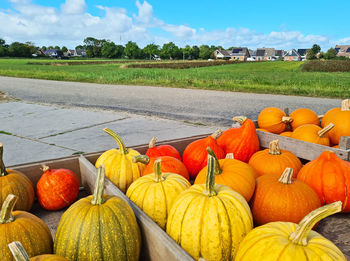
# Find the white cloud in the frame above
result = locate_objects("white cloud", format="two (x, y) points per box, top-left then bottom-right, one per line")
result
(0, 0), (348, 50)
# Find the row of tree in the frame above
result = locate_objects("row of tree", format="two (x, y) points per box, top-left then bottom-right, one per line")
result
(306, 44), (344, 60)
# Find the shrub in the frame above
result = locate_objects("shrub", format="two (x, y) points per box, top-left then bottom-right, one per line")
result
(302, 60), (350, 72)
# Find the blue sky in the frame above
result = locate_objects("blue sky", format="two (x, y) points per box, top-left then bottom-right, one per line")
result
(1, 0), (349, 50)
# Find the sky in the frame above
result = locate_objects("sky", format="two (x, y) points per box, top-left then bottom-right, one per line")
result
(1, 0), (350, 50)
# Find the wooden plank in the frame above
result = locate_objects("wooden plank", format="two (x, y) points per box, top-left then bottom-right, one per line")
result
(339, 136), (350, 150)
(79, 155), (194, 261)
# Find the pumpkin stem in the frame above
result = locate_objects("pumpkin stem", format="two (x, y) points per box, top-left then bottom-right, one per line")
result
(154, 158), (164, 182)
(91, 165), (105, 205)
(225, 153), (234, 159)
(232, 116), (247, 125)
(8, 241), (30, 261)
(206, 147), (223, 175)
(211, 129), (223, 140)
(132, 155), (150, 165)
(0, 194), (17, 224)
(269, 140), (282, 155)
(0, 143), (8, 176)
(318, 114), (324, 120)
(204, 155), (217, 197)
(318, 123), (335, 137)
(281, 116), (293, 123)
(289, 201), (342, 246)
(149, 137), (157, 148)
(41, 164), (50, 173)
(341, 99), (350, 111)
(278, 168), (294, 184)
(103, 128), (128, 154)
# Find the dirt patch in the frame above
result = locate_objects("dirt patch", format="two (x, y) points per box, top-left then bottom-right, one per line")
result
(125, 60), (242, 69)
(0, 92), (16, 102)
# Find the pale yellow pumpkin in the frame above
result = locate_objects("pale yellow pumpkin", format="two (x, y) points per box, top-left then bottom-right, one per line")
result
(95, 128), (145, 193)
(166, 155), (253, 261)
(235, 201), (346, 260)
(126, 158), (190, 229)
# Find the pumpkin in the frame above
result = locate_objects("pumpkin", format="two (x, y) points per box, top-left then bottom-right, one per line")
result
(0, 194), (53, 261)
(321, 107), (341, 128)
(291, 123), (334, 146)
(290, 108), (320, 130)
(0, 143), (34, 211)
(166, 155), (253, 260)
(182, 129), (225, 179)
(145, 137), (181, 161)
(235, 202), (346, 260)
(133, 154), (189, 180)
(280, 131), (293, 137)
(297, 150), (350, 212)
(217, 116), (260, 162)
(54, 166), (141, 261)
(194, 148), (256, 201)
(95, 128), (145, 193)
(36, 165), (79, 211)
(126, 158), (190, 229)
(248, 140), (302, 178)
(256, 128), (270, 132)
(9, 241), (69, 261)
(257, 107), (292, 134)
(326, 99), (350, 145)
(251, 167), (321, 225)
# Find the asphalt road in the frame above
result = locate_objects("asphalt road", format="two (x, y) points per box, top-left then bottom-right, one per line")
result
(0, 76), (341, 126)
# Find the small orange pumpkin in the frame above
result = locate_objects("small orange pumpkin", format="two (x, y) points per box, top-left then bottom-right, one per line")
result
(321, 108), (340, 128)
(250, 168), (321, 225)
(257, 107), (292, 134)
(194, 148), (256, 202)
(289, 108), (320, 130)
(297, 150), (350, 212)
(248, 140), (302, 178)
(217, 116), (260, 162)
(326, 99), (350, 145)
(291, 123), (334, 146)
(145, 137), (181, 161)
(256, 128), (270, 132)
(280, 131), (293, 137)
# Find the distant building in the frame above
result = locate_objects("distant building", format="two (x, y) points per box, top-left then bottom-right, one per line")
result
(335, 45), (350, 58)
(229, 47), (250, 61)
(255, 48), (276, 61)
(74, 49), (87, 57)
(297, 49), (310, 61)
(44, 49), (63, 58)
(284, 49), (301, 61)
(214, 49), (231, 59)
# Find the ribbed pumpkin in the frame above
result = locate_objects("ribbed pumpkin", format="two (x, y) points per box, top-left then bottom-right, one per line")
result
(166, 155), (253, 261)
(194, 148), (256, 201)
(297, 150), (350, 212)
(9, 241), (69, 261)
(145, 137), (182, 161)
(257, 107), (292, 134)
(290, 108), (320, 130)
(235, 202), (346, 260)
(326, 99), (350, 145)
(36, 165), (79, 211)
(95, 128), (145, 193)
(0, 143), (34, 211)
(182, 129), (225, 179)
(0, 194), (53, 261)
(251, 168), (321, 225)
(248, 140), (302, 178)
(280, 131), (293, 137)
(133, 154), (189, 180)
(126, 158), (190, 229)
(54, 166), (141, 261)
(291, 123), (334, 146)
(217, 116), (260, 162)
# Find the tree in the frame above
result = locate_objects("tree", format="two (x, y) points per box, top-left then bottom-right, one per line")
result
(306, 49), (316, 60)
(311, 44), (321, 55)
(0, 46), (8, 57)
(192, 45), (200, 59)
(182, 45), (193, 59)
(324, 48), (337, 60)
(61, 46), (68, 52)
(54, 45), (60, 50)
(41, 46), (47, 51)
(143, 43), (160, 59)
(0, 38), (5, 46)
(75, 45), (84, 50)
(160, 42), (181, 59)
(83, 37), (107, 58)
(101, 42), (124, 58)
(8, 42), (32, 57)
(199, 45), (212, 59)
(47, 46), (54, 50)
(123, 41), (141, 59)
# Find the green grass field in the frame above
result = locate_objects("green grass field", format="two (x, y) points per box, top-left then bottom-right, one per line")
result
(0, 58), (349, 98)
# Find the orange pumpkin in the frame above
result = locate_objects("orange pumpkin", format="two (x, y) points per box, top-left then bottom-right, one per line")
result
(248, 140), (302, 178)
(257, 107), (292, 134)
(291, 123), (334, 146)
(280, 131), (293, 137)
(321, 107), (340, 128)
(133, 155), (189, 180)
(297, 151), (350, 212)
(326, 99), (350, 145)
(145, 137), (181, 161)
(217, 116), (260, 162)
(251, 168), (321, 225)
(182, 130), (225, 179)
(194, 148), (256, 201)
(289, 108), (320, 130)
(256, 128), (270, 132)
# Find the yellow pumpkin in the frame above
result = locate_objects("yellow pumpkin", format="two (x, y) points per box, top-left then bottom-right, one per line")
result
(95, 128), (145, 193)
(166, 155), (253, 261)
(126, 158), (190, 229)
(235, 202), (346, 260)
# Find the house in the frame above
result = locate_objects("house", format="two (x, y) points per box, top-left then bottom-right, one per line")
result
(74, 49), (87, 57)
(284, 49), (301, 61)
(214, 49), (231, 59)
(255, 48), (276, 61)
(44, 49), (63, 58)
(297, 49), (310, 61)
(274, 50), (284, 59)
(228, 47), (250, 61)
(335, 45), (350, 58)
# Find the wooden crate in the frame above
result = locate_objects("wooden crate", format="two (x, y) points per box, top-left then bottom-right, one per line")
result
(9, 133), (350, 260)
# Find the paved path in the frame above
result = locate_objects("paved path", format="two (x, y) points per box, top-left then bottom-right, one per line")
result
(0, 76), (341, 126)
